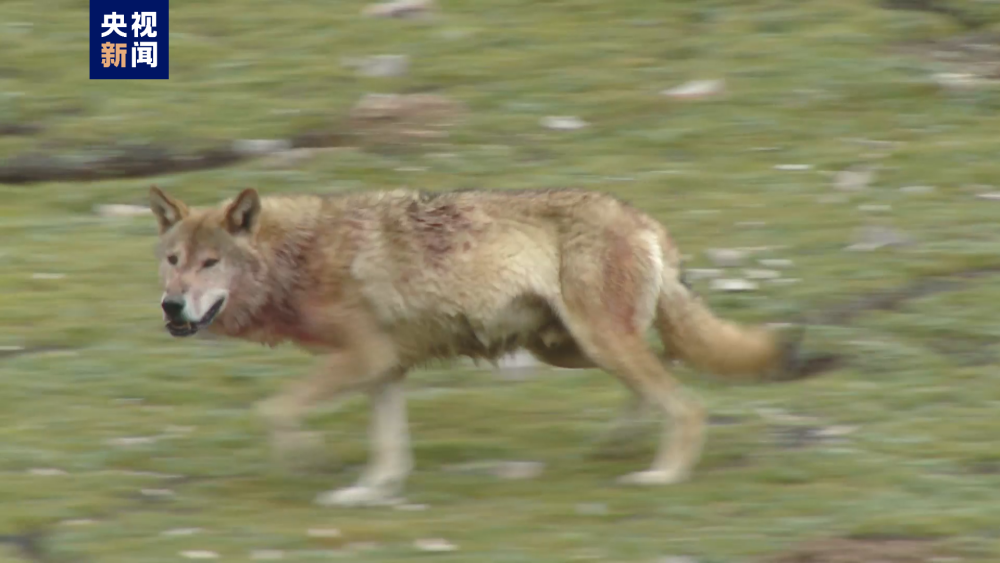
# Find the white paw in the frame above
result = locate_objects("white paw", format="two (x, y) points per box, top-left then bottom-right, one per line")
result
(616, 468), (689, 486)
(314, 486), (401, 508)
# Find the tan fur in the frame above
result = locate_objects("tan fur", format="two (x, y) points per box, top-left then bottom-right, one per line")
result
(149, 185), (802, 506)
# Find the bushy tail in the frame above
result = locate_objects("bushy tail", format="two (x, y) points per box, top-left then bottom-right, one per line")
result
(654, 276), (802, 382)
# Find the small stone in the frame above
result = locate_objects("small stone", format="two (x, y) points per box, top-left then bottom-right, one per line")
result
(251, 550), (285, 560)
(180, 551), (219, 560)
(492, 461), (545, 480)
(415, 538), (458, 552)
(705, 248), (747, 267)
(351, 54), (410, 78)
(141, 488), (175, 497)
(575, 503), (609, 516)
(661, 79), (724, 100)
(162, 528), (202, 537)
(932, 72), (990, 91)
(363, 0), (435, 18)
(685, 268), (722, 281)
(846, 225), (911, 252)
(758, 258), (793, 268)
(540, 116), (588, 131)
(975, 192), (1000, 200)
(815, 425), (859, 437)
(900, 185), (934, 194)
(29, 468), (67, 476)
(710, 278), (758, 292)
(94, 204), (152, 218)
(307, 528), (342, 538)
(833, 165), (874, 191)
(395, 503), (429, 511)
(107, 436), (158, 447)
(108, 436), (156, 447)
(61, 519), (97, 526)
(774, 164), (812, 171)
(31, 273), (65, 280)
(232, 139), (291, 157)
(743, 269), (780, 280)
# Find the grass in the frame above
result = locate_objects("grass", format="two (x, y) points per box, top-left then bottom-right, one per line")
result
(3, 0), (1000, 561)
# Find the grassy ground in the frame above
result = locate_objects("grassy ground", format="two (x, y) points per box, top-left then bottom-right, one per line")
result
(4, 0), (1000, 561)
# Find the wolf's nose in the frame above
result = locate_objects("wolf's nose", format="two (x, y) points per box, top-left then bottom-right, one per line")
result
(161, 298), (185, 320)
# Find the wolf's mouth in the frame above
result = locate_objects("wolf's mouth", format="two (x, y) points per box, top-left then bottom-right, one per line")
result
(164, 297), (226, 338)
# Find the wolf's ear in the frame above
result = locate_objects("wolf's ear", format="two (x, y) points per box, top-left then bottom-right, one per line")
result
(224, 188), (261, 236)
(149, 186), (189, 234)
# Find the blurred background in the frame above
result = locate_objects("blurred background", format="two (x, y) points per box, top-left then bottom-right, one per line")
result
(3, 0), (1000, 561)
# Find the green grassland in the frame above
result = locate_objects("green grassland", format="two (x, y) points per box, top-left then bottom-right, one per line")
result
(4, 0), (1000, 561)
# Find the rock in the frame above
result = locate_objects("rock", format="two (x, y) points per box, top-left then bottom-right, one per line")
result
(232, 139), (292, 157)
(846, 225), (911, 252)
(306, 528), (341, 538)
(540, 116), (588, 131)
(710, 278), (758, 292)
(758, 258), (793, 268)
(180, 551), (219, 560)
(349, 93), (466, 145)
(975, 192), (1000, 200)
(347, 54), (410, 78)
(493, 461), (545, 480)
(705, 248), (747, 267)
(107, 436), (158, 447)
(575, 503), (609, 516)
(61, 519), (97, 526)
(815, 425), (859, 437)
(414, 538), (458, 552)
(774, 164), (812, 171)
(395, 503), (429, 511)
(743, 269), (780, 280)
(28, 468), (66, 476)
(685, 268), (723, 281)
(250, 550), (285, 560)
(141, 488), (175, 497)
(932, 72), (991, 91)
(94, 204), (152, 218)
(363, 0), (435, 18)
(31, 273), (65, 280)
(661, 79), (724, 100)
(899, 185), (934, 194)
(857, 204), (891, 212)
(162, 528), (202, 537)
(833, 165), (874, 191)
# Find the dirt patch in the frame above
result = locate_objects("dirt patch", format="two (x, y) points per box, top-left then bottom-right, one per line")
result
(881, 0), (991, 30)
(765, 537), (947, 563)
(0, 93), (464, 185)
(896, 31), (1000, 78)
(813, 264), (1000, 326)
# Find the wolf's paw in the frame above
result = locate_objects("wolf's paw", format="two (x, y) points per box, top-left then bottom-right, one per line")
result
(616, 468), (689, 486)
(314, 485), (401, 508)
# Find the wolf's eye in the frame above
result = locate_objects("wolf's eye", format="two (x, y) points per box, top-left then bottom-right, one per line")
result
(167, 255), (178, 265)
(202, 258), (219, 269)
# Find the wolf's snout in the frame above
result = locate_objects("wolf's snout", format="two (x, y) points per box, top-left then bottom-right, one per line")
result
(161, 297), (185, 320)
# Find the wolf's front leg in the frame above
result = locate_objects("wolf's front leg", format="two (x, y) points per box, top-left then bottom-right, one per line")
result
(314, 377), (413, 507)
(256, 327), (401, 479)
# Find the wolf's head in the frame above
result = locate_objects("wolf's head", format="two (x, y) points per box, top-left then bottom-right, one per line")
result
(149, 186), (264, 337)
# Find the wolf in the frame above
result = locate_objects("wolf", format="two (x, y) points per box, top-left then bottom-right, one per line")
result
(149, 185), (813, 507)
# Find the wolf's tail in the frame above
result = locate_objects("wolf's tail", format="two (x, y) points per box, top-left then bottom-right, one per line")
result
(653, 269), (804, 382)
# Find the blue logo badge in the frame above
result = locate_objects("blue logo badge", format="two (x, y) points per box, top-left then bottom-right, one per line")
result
(90, 0), (169, 80)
